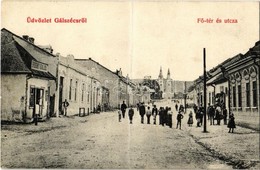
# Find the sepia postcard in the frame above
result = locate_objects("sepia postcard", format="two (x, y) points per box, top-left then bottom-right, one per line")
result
(1, 0), (260, 169)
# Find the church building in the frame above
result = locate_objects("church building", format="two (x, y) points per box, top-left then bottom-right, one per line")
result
(157, 67), (174, 99)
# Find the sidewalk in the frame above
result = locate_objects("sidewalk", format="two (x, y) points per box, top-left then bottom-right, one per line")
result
(186, 121), (260, 169)
(234, 111), (260, 131)
(1, 114), (91, 139)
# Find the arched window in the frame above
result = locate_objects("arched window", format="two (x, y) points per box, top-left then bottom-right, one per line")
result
(243, 69), (250, 80)
(249, 66), (257, 78)
(235, 72), (241, 82)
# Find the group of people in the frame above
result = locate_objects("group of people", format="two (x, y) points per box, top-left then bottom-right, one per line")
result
(118, 101), (187, 129)
(119, 101), (236, 133)
(193, 103), (236, 133)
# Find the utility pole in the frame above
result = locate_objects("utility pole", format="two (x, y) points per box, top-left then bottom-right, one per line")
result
(203, 48), (207, 132)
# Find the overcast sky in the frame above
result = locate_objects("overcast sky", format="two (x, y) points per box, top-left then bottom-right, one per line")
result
(1, 1), (259, 81)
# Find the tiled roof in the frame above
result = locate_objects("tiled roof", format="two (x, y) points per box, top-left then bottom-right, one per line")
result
(1, 28), (56, 80)
(1, 30), (31, 73)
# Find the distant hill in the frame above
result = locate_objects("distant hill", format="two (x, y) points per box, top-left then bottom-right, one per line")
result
(172, 80), (193, 94)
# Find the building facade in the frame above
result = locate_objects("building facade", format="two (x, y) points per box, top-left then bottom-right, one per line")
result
(1, 28), (56, 122)
(226, 41), (260, 114)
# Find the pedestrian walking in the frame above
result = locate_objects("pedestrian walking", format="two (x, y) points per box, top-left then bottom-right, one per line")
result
(196, 110), (201, 127)
(162, 107), (168, 126)
(118, 108), (122, 122)
(187, 111), (193, 127)
(167, 107), (173, 128)
(128, 106), (134, 124)
(207, 103), (211, 120)
(139, 102), (146, 124)
(209, 105), (215, 125)
(215, 105), (221, 125)
(158, 107), (164, 125)
(176, 111), (184, 129)
(136, 102), (140, 111)
(152, 105), (158, 125)
(63, 99), (69, 116)
(175, 103), (178, 111)
(227, 114), (236, 133)
(146, 106), (152, 124)
(223, 107), (228, 125)
(193, 104), (198, 114)
(121, 101), (127, 118)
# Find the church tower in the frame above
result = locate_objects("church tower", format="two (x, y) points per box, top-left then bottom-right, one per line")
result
(158, 66), (164, 93)
(167, 68), (171, 79)
(165, 68), (172, 99)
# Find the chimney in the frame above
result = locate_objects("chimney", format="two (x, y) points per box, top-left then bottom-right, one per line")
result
(22, 35), (29, 41)
(28, 37), (35, 44)
(28, 37), (34, 44)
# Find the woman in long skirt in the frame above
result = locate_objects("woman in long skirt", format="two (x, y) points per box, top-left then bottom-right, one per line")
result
(187, 111), (194, 127)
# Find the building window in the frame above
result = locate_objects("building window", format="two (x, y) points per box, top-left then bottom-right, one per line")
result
(233, 86), (236, 107)
(253, 81), (257, 107)
(212, 92), (214, 105)
(238, 85), (242, 107)
(209, 92), (211, 105)
(246, 82), (250, 107)
(220, 86), (224, 93)
(69, 79), (72, 100)
(82, 83), (85, 102)
(75, 81), (78, 101)
(87, 93), (90, 103)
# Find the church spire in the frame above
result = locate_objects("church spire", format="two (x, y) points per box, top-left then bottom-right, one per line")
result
(167, 68), (171, 79)
(158, 66), (163, 79)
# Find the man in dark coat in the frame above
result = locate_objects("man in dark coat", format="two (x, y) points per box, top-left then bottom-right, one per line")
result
(139, 103), (146, 124)
(152, 105), (158, 125)
(223, 107), (228, 125)
(209, 105), (215, 125)
(121, 101), (127, 118)
(176, 111), (184, 129)
(158, 107), (164, 125)
(162, 107), (168, 126)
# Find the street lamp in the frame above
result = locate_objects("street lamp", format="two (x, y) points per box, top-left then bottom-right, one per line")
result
(203, 48), (207, 133)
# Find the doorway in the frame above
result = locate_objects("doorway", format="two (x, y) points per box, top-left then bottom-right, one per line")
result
(29, 87), (44, 118)
(59, 76), (64, 115)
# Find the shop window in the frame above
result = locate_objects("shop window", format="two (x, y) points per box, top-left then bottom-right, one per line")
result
(253, 81), (257, 107)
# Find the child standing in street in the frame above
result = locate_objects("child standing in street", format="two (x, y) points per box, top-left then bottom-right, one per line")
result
(227, 113), (236, 133)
